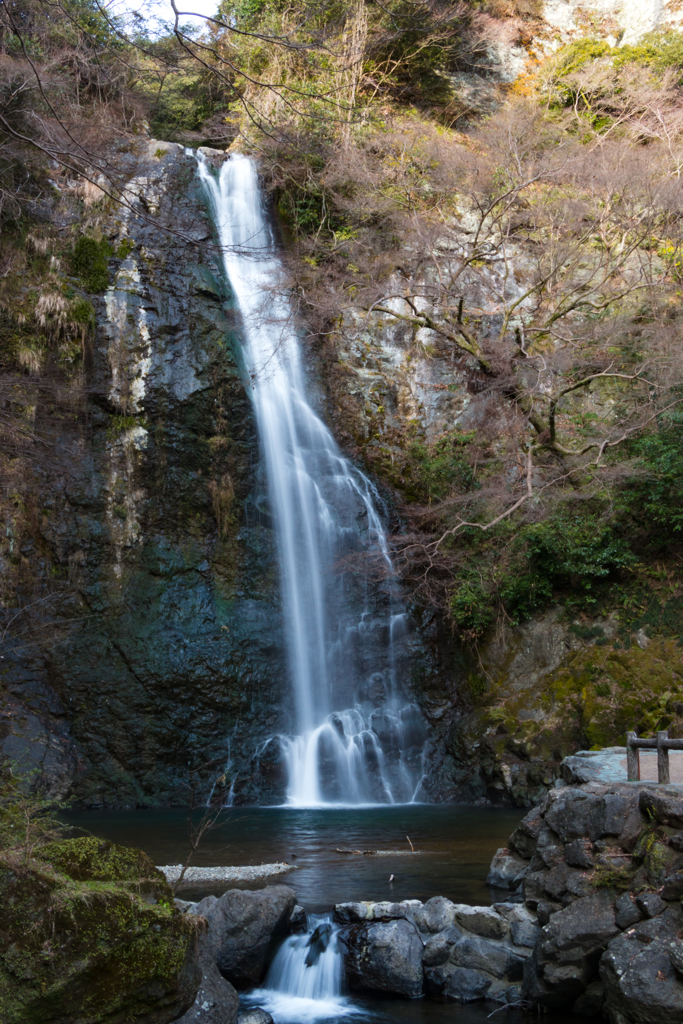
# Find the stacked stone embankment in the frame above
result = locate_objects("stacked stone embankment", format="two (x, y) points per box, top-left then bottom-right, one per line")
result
(490, 781), (683, 1021)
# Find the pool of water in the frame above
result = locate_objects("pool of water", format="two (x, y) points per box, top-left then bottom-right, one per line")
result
(64, 805), (581, 1024)
(62, 805), (523, 909)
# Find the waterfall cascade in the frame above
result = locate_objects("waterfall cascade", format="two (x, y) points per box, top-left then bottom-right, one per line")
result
(196, 152), (427, 805)
(245, 913), (355, 1024)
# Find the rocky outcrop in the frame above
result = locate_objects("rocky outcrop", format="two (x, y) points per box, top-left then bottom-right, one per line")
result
(0, 837), (200, 1024)
(189, 885), (297, 988)
(489, 782), (683, 1020)
(335, 897), (536, 1003)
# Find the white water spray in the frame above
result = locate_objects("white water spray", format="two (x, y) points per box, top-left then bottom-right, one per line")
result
(196, 152), (426, 805)
(245, 913), (355, 1024)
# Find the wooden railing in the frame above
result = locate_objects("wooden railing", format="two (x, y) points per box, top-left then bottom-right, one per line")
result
(626, 730), (683, 783)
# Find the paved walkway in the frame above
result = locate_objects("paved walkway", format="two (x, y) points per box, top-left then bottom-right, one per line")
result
(561, 747), (683, 786)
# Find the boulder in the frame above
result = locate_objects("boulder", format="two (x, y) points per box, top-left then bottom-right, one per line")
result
(524, 892), (618, 1009)
(0, 838), (200, 1024)
(422, 927), (460, 967)
(636, 892), (667, 919)
(639, 789), (683, 830)
(237, 1011), (273, 1024)
(342, 918), (423, 997)
(486, 848), (528, 890)
(333, 902), (370, 924)
(541, 892), (618, 957)
(564, 839), (594, 869)
(425, 964), (493, 1002)
(601, 928), (683, 1024)
(414, 896), (455, 933)
(508, 805), (543, 860)
(454, 905), (508, 939)
(614, 893), (641, 929)
(176, 940), (239, 1024)
(191, 886), (296, 988)
(450, 934), (525, 981)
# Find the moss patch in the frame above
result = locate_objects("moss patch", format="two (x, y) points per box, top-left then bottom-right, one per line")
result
(0, 837), (200, 1024)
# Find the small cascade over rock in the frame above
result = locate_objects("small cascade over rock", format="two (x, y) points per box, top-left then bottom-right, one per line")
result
(244, 912), (355, 1023)
(195, 151), (427, 805)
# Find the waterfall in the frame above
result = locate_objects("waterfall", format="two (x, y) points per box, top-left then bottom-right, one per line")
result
(196, 152), (426, 805)
(244, 913), (355, 1024)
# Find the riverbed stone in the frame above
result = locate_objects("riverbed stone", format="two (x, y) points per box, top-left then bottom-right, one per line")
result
(342, 918), (424, 998)
(191, 886), (297, 988)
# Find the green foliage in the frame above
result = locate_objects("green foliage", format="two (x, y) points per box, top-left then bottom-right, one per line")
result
(71, 236), (112, 292)
(612, 32), (683, 75)
(406, 429), (476, 501)
(624, 422), (683, 537)
(69, 297), (95, 325)
(116, 237), (135, 258)
(553, 38), (611, 77)
(451, 580), (494, 638)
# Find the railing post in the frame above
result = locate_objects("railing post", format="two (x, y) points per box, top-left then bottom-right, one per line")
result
(627, 731), (640, 781)
(658, 730), (670, 784)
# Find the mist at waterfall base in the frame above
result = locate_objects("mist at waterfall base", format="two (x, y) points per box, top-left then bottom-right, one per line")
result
(196, 152), (427, 807)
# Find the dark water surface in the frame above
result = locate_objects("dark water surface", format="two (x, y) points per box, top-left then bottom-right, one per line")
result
(65, 805), (580, 1024)
(63, 805), (523, 908)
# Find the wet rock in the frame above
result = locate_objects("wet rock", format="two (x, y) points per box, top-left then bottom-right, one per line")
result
(486, 848), (528, 890)
(191, 886), (297, 988)
(289, 905), (307, 933)
(237, 1010), (273, 1024)
(333, 902), (370, 924)
(342, 918), (424, 998)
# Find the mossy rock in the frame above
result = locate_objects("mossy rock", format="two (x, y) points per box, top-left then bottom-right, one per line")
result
(0, 838), (200, 1024)
(38, 836), (166, 888)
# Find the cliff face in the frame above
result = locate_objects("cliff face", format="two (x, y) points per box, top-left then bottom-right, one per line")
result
(1, 142), (286, 805)
(0, 141), (452, 806)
